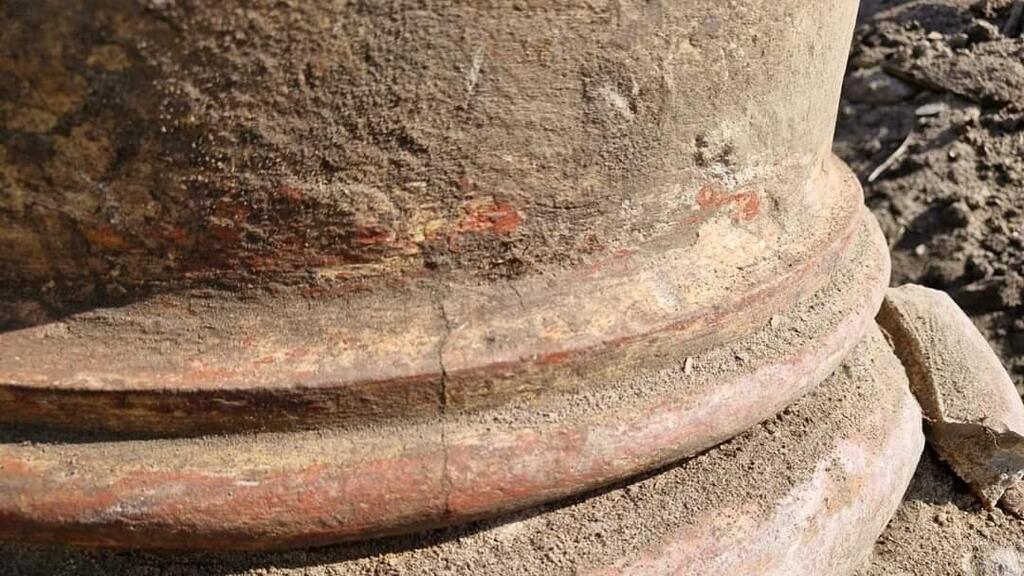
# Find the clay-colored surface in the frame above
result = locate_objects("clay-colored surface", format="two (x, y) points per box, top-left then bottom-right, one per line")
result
(0, 0), (859, 321)
(0, 324), (923, 574)
(0, 213), (891, 550)
(878, 284), (1024, 507)
(0, 158), (866, 434)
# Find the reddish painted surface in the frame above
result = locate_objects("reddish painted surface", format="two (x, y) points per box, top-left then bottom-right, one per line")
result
(82, 225), (130, 251)
(0, 216), (891, 549)
(0, 157), (868, 435)
(458, 199), (523, 234)
(693, 183), (762, 223)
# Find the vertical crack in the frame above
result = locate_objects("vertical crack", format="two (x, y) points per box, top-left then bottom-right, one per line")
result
(510, 282), (526, 311)
(435, 292), (454, 518)
(436, 295), (452, 411)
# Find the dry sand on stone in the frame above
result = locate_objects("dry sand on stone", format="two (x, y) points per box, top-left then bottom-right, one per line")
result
(0, 326), (912, 575)
(842, 1), (1024, 572)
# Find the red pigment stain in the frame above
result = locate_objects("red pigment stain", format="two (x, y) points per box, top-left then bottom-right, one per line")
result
(693, 183), (761, 223)
(577, 247), (638, 279)
(179, 365), (236, 385)
(354, 226), (393, 246)
(0, 456), (33, 475)
(460, 200), (522, 234)
(538, 350), (574, 366)
(161, 226), (190, 247)
(83, 225), (128, 251)
(274, 185), (305, 203)
(209, 221), (241, 244)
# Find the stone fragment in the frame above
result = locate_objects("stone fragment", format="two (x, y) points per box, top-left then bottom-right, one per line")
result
(878, 284), (1024, 507)
(950, 32), (970, 49)
(914, 102), (949, 117)
(999, 482), (1024, 519)
(843, 67), (918, 104)
(967, 19), (1001, 42)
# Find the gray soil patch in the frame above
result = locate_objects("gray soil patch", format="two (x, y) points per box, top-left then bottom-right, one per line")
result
(834, 0), (1024, 393)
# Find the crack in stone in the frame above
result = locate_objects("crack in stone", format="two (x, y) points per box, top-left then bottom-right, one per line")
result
(436, 295), (452, 410)
(435, 292), (454, 518)
(509, 282), (527, 311)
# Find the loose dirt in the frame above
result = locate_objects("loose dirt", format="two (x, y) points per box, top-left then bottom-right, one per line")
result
(834, 0), (1024, 393)
(840, 1), (1024, 572)
(855, 449), (1024, 576)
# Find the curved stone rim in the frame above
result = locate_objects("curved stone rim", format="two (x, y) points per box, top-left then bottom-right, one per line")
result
(0, 207), (891, 550)
(0, 156), (864, 434)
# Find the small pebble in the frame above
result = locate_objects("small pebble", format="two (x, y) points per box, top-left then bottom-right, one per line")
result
(916, 102), (949, 117)
(950, 32), (970, 48)
(843, 67), (917, 105)
(968, 19), (1000, 42)
(940, 201), (972, 228)
(683, 357), (694, 375)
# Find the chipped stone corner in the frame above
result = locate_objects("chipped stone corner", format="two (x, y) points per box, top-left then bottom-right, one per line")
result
(877, 283), (1024, 508)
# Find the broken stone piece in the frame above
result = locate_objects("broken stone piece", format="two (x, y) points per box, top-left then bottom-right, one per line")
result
(842, 67), (918, 105)
(999, 482), (1024, 519)
(878, 284), (1024, 507)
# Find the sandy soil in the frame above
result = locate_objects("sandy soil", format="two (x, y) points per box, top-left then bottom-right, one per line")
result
(855, 449), (1024, 576)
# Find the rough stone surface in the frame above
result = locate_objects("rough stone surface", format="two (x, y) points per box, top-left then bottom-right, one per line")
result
(0, 160), (869, 434)
(999, 482), (1024, 519)
(878, 284), (1024, 507)
(0, 215), (891, 550)
(0, 325), (923, 574)
(0, 0), (860, 326)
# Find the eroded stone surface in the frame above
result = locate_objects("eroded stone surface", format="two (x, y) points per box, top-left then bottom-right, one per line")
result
(878, 284), (1024, 507)
(0, 0), (860, 322)
(0, 325), (923, 573)
(0, 216), (891, 549)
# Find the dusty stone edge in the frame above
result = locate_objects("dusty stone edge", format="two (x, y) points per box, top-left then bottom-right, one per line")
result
(877, 284), (1024, 508)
